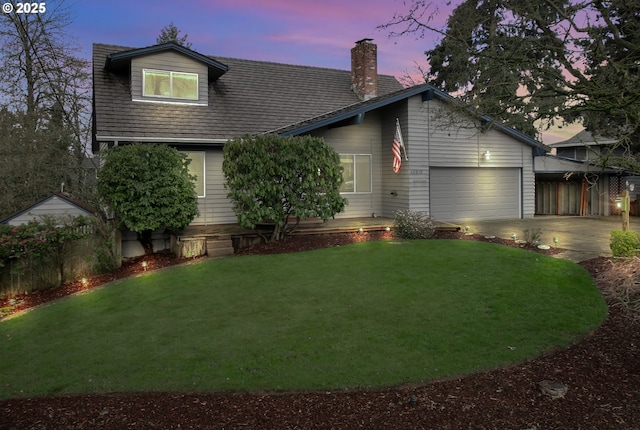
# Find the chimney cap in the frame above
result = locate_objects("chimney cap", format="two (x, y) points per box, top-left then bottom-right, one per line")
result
(355, 38), (374, 45)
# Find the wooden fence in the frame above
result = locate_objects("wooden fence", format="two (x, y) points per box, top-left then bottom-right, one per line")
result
(0, 234), (116, 297)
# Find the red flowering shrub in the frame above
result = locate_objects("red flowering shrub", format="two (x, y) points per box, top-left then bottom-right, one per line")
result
(0, 216), (92, 268)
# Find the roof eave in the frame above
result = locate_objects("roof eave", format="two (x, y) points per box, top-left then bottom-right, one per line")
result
(275, 84), (548, 152)
(276, 85), (436, 136)
(0, 194), (99, 225)
(105, 42), (229, 79)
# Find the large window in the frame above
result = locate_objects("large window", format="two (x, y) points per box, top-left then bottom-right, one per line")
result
(143, 69), (198, 100)
(340, 154), (371, 193)
(183, 151), (205, 197)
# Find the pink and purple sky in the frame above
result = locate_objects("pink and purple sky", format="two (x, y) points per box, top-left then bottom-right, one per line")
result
(70, 0), (445, 79)
(67, 0), (577, 143)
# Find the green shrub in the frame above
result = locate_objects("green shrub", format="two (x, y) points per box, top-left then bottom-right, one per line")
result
(223, 134), (347, 241)
(0, 216), (91, 268)
(523, 227), (543, 244)
(610, 230), (640, 257)
(89, 218), (119, 273)
(394, 210), (435, 239)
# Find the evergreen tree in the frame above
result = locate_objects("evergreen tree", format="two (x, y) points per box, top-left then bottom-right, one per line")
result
(156, 22), (192, 48)
(97, 144), (199, 254)
(381, 0), (640, 163)
(223, 134), (347, 241)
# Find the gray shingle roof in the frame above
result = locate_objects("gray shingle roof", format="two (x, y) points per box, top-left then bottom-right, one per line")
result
(274, 84), (548, 151)
(550, 130), (617, 148)
(92, 43), (403, 148)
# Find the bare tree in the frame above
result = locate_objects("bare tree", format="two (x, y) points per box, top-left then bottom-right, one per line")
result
(0, 1), (94, 219)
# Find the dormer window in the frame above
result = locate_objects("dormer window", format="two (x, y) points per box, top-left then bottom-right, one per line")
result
(143, 69), (198, 100)
(107, 43), (227, 107)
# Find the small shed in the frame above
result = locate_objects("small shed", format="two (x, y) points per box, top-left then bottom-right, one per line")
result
(0, 193), (111, 295)
(1, 193), (98, 226)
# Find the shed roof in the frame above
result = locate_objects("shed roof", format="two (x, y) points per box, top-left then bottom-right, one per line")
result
(1, 193), (99, 225)
(534, 154), (622, 174)
(550, 130), (617, 148)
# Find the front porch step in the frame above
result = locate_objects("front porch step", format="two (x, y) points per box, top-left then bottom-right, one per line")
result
(206, 238), (235, 258)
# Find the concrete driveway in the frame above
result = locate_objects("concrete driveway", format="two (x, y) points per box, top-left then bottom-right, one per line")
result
(467, 216), (640, 262)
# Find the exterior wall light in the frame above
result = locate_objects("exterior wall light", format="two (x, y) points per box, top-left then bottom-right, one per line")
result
(484, 151), (491, 161)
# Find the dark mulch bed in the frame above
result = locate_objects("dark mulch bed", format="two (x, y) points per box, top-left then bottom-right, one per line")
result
(1, 231), (639, 429)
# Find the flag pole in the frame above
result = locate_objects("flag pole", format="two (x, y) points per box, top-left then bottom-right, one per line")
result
(396, 118), (408, 160)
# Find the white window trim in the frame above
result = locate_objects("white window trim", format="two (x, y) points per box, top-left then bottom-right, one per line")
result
(131, 98), (205, 106)
(142, 69), (199, 101)
(340, 154), (372, 194)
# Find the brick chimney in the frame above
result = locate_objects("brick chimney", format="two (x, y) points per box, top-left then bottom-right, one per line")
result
(351, 38), (378, 100)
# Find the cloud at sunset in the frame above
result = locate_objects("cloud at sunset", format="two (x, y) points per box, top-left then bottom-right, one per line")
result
(69, 0), (448, 79)
(67, 0), (574, 142)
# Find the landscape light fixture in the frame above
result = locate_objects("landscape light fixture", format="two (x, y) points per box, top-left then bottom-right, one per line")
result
(142, 261), (148, 271)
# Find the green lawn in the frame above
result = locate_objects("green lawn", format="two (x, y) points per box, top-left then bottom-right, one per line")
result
(0, 240), (607, 399)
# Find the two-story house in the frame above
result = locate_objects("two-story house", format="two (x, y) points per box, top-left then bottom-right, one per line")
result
(93, 39), (548, 254)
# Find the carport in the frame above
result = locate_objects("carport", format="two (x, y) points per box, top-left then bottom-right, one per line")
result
(534, 154), (618, 216)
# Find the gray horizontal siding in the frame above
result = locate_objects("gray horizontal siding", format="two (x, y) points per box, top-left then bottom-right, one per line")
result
(405, 96), (430, 214)
(380, 104), (410, 217)
(313, 111), (384, 218)
(190, 150), (236, 225)
(7, 197), (92, 226)
(425, 101), (527, 168)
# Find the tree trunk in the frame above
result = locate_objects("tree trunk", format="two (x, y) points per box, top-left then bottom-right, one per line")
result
(270, 224), (283, 242)
(137, 230), (154, 255)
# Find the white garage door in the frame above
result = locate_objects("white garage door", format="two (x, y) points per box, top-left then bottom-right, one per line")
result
(430, 168), (521, 221)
